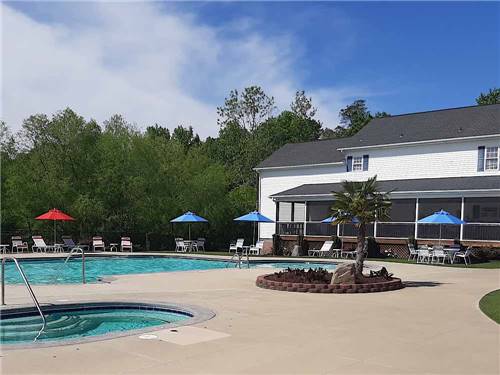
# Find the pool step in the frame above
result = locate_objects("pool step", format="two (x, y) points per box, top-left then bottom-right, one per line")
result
(0, 318), (100, 342)
(1, 316), (75, 333)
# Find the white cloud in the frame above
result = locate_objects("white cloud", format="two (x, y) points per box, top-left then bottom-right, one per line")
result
(1, 2), (367, 137)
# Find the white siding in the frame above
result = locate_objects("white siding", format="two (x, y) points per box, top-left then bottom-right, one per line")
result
(258, 138), (500, 239)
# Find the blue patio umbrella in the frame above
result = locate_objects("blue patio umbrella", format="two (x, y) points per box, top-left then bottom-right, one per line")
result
(418, 210), (466, 244)
(170, 211), (209, 240)
(234, 211), (274, 245)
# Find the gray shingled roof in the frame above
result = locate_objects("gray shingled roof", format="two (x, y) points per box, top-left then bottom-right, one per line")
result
(345, 104), (500, 149)
(271, 176), (500, 198)
(257, 104), (500, 169)
(255, 137), (350, 168)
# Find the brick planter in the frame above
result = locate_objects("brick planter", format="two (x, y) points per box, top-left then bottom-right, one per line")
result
(256, 274), (404, 294)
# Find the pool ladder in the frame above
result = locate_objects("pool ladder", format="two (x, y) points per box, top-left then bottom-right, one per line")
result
(1, 256), (47, 340)
(60, 247), (86, 284)
(229, 251), (250, 269)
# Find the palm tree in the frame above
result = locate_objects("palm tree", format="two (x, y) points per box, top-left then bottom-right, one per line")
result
(331, 176), (391, 278)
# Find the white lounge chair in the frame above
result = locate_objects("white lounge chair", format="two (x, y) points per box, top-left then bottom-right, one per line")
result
(32, 236), (56, 253)
(308, 241), (334, 257)
(121, 237), (133, 252)
(229, 238), (244, 253)
(453, 248), (472, 266)
(247, 241), (264, 255)
(12, 236), (28, 253)
(92, 236), (106, 252)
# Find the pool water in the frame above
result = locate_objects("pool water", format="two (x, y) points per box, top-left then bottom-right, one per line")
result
(0, 307), (189, 344)
(2, 257), (232, 284)
(2, 257), (336, 285)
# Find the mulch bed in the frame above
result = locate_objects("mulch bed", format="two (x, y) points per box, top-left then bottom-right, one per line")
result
(257, 268), (403, 294)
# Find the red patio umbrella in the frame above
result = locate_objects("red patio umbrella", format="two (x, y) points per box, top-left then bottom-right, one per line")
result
(35, 208), (75, 244)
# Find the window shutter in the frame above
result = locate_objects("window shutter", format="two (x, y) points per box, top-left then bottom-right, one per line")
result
(362, 155), (369, 171)
(477, 146), (485, 172)
(346, 156), (353, 172)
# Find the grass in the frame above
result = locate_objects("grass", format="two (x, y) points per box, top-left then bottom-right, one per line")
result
(369, 257), (500, 269)
(479, 290), (500, 323)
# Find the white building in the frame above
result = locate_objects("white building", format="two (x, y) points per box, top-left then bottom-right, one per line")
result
(256, 104), (500, 251)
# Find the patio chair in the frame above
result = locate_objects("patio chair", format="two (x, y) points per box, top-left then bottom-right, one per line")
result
(340, 248), (357, 259)
(453, 247), (473, 266)
(229, 238), (244, 253)
(192, 238), (205, 252)
(121, 237), (133, 252)
(308, 241), (334, 257)
(431, 249), (449, 264)
(32, 236), (56, 253)
(62, 236), (89, 252)
(175, 238), (187, 252)
(12, 236), (28, 253)
(407, 244), (418, 261)
(92, 236), (106, 252)
(417, 249), (431, 263)
(247, 241), (264, 255)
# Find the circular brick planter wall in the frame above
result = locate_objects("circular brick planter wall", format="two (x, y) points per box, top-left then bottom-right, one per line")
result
(256, 274), (404, 293)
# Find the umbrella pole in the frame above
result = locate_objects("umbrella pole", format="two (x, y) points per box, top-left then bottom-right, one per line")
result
(439, 224), (442, 246)
(253, 222), (256, 246)
(54, 220), (56, 245)
(189, 224), (191, 241)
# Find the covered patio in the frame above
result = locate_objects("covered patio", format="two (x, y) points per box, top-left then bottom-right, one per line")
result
(270, 176), (500, 255)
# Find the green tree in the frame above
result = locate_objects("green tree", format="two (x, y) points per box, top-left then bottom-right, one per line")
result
(171, 125), (201, 150)
(321, 100), (390, 139)
(331, 177), (391, 278)
(290, 90), (317, 120)
(476, 88), (500, 105)
(217, 86), (275, 131)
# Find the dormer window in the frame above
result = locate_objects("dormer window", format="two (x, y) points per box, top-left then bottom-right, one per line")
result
(352, 156), (363, 171)
(346, 155), (369, 172)
(485, 147), (499, 170)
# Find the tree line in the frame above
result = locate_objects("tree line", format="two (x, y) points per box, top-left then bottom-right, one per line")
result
(0, 87), (498, 250)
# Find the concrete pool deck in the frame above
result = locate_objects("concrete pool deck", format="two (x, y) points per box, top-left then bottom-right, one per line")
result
(1, 253), (499, 374)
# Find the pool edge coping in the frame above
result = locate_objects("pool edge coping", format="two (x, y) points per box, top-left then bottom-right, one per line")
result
(0, 300), (215, 350)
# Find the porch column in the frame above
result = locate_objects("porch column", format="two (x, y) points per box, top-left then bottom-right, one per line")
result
(460, 197), (465, 241)
(304, 201), (308, 236)
(414, 198), (419, 238)
(374, 221), (378, 238)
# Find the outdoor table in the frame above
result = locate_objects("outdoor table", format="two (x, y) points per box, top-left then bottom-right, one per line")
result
(54, 243), (65, 253)
(0, 244), (10, 254)
(109, 243), (119, 252)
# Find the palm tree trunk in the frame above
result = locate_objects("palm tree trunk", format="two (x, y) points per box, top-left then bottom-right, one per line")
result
(355, 223), (366, 277)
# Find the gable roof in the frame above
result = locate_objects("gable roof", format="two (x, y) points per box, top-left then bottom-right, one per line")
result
(271, 175), (500, 199)
(256, 104), (500, 169)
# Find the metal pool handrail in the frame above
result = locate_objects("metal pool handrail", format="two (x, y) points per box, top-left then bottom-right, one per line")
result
(61, 247), (86, 284)
(229, 251), (250, 269)
(1, 256), (47, 340)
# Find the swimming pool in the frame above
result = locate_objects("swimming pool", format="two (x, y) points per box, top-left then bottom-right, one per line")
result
(2, 256), (336, 284)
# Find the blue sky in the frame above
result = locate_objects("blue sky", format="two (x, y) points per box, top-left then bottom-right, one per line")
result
(2, 1), (499, 137)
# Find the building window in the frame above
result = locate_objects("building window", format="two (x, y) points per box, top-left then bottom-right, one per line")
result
(485, 147), (499, 170)
(352, 156), (363, 171)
